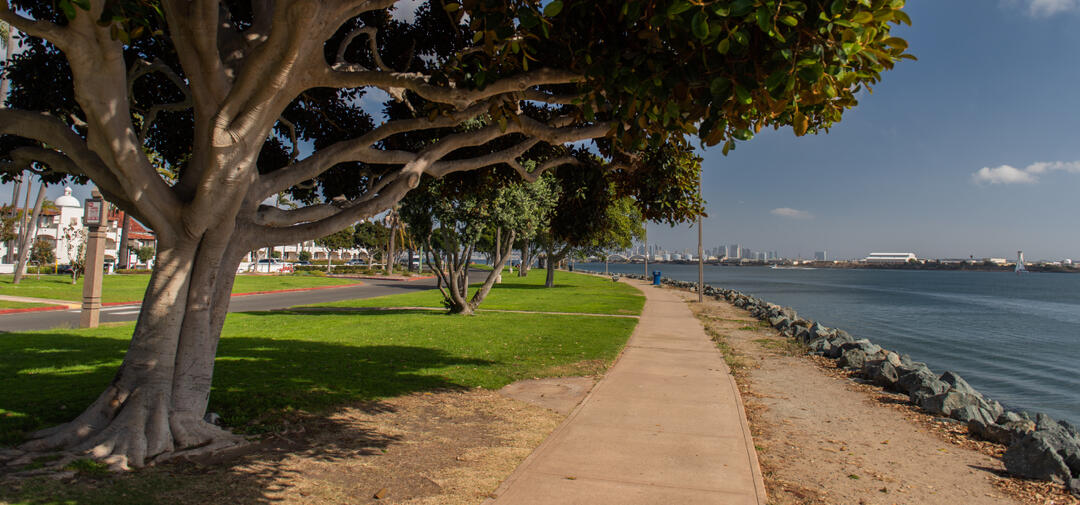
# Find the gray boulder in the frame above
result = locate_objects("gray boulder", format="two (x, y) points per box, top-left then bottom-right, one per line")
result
(898, 367), (949, 399)
(885, 351), (902, 368)
(839, 349), (868, 370)
(951, 405), (996, 426)
(1004, 432), (1072, 482)
(998, 411), (1024, 424)
(919, 390), (982, 417)
(839, 339), (882, 357)
(968, 420), (1034, 446)
(863, 360), (900, 389)
(940, 371), (979, 397)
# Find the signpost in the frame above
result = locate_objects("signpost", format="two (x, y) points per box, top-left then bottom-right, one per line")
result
(80, 189), (107, 328)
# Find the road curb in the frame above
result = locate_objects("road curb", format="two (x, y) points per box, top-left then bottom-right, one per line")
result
(0, 305), (70, 315)
(0, 282), (368, 315)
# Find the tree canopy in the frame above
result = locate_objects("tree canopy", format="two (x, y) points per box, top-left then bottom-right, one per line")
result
(0, 0), (911, 468)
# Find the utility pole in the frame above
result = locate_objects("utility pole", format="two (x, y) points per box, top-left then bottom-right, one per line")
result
(643, 226), (648, 278)
(81, 188), (107, 328)
(697, 181), (704, 303)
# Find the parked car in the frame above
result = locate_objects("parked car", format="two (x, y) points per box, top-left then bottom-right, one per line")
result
(345, 259), (367, 266)
(254, 258), (293, 273)
(296, 260), (312, 266)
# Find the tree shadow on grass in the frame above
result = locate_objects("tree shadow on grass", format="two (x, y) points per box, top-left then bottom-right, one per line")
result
(0, 332), (492, 447)
(0, 330), (497, 504)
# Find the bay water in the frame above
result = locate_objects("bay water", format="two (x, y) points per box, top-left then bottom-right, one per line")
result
(578, 262), (1080, 425)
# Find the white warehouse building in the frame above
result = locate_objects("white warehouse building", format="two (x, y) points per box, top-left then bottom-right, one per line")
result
(864, 252), (918, 263)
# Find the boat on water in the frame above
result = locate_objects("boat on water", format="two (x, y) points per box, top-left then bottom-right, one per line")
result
(770, 265), (816, 270)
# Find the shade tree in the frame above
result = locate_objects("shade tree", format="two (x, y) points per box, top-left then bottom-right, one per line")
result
(0, 0), (912, 467)
(399, 167), (556, 314)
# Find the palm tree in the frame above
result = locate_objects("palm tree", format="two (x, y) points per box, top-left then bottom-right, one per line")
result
(1, 21), (13, 109)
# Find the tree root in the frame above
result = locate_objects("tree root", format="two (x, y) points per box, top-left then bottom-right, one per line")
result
(11, 385), (245, 471)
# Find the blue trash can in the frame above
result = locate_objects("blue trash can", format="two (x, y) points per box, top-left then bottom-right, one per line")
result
(652, 271), (662, 285)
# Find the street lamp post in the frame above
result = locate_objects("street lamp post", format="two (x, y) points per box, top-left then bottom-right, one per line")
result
(698, 181), (704, 303)
(643, 227), (648, 278)
(80, 188), (107, 328)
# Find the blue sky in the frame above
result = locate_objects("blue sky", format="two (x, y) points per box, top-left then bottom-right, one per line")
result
(3, 0), (1079, 260)
(654, 0), (1080, 261)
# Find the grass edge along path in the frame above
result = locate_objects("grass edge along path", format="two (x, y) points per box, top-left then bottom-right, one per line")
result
(0, 274), (362, 305)
(306, 268), (645, 316)
(1, 269), (643, 450)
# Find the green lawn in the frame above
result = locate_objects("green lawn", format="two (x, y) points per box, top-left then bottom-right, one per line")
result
(310, 267), (645, 315)
(0, 270), (642, 504)
(0, 300), (56, 310)
(0, 274), (360, 303)
(0, 270), (642, 447)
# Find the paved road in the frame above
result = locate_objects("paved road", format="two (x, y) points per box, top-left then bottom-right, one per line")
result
(0, 277), (438, 333)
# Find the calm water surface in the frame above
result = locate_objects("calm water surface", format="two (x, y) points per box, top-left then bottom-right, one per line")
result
(579, 262), (1080, 425)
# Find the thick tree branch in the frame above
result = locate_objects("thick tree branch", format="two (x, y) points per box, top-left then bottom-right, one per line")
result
(254, 100), (492, 199)
(128, 59), (194, 141)
(0, 3), (68, 46)
(0, 109), (126, 202)
(246, 176), (414, 248)
(253, 203), (339, 227)
(316, 66), (581, 110)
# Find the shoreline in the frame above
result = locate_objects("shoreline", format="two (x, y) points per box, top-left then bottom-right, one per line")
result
(604, 271), (1080, 499)
(596, 261), (1080, 274)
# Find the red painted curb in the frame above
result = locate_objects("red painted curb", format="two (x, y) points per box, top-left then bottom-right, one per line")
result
(230, 282), (366, 297)
(333, 275), (436, 282)
(0, 304), (70, 315)
(1, 282), (369, 314)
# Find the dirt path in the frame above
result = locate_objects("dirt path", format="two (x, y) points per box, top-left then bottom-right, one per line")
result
(1, 390), (564, 505)
(674, 289), (1030, 505)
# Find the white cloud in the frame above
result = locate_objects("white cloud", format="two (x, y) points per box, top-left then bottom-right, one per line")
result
(770, 208), (813, 220)
(1027, 0), (1080, 16)
(972, 160), (1080, 184)
(972, 165), (1038, 185)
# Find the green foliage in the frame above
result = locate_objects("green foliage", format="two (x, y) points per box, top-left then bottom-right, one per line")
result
(448, 0), (912, 150)
(353, 221), (389, 252)
(135, 245), (155, 263)
(270, 250), (281, 259)
(314, 225), (356, 255)
(30, 237), (54, 266)
(297, 250), (312, 263)
(0, 205), (15, 243)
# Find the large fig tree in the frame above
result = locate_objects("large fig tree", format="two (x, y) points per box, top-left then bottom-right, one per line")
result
(0, 0), (911, 467)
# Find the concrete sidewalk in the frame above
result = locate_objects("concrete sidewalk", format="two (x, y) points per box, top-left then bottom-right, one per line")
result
(486, 280), (766, 505)
(0, 294), (79, 308)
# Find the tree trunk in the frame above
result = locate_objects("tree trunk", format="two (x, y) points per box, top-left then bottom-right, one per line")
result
(4, 173), (21, 264)
(12, 182), (46, 284)
(545, 247), (555, 288)
(0, 26), (11, 106)
(543, 244), (571, 288)
(21, 233), (245, 469)
(466, 230), (513, 311)
(518, 239), (528, 277)
(385, 211), (397, 275)
(118, 213), (131, 269)
(494, 227), (502, 283)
